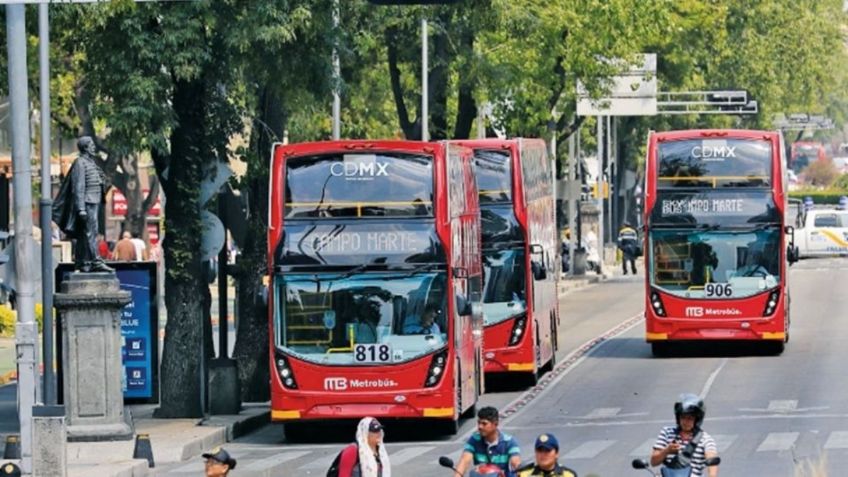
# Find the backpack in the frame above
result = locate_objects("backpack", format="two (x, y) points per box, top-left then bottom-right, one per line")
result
(327, 443), (356, 477)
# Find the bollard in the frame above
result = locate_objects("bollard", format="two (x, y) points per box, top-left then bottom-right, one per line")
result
(0, 462), (21, 477)
(2, 436), (20, 460)
(132, 433), (155, 468)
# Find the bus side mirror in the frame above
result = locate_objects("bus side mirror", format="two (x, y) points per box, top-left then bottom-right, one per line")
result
(531, 261), (548, 280)
(787, 245), (799, 265)
(455, 294), (472, 316)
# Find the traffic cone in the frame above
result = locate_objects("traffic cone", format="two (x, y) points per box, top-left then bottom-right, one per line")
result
(132, 433), (155, 468)
(2, 436), (19, 460)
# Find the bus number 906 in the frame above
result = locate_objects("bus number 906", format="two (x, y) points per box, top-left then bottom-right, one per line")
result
(705, 283), (732, 298)
(354, 344), (393, 363)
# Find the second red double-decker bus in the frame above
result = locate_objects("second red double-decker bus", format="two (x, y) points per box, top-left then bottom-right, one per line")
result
(644, 129), (797, 356)
(455, 139), (559, 382)
(267, 140), (483, 437)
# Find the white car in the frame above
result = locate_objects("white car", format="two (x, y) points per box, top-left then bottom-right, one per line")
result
(792, 207), (848, 258)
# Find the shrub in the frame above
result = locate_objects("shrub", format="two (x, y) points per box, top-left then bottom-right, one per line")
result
(789, 189), (848, 205)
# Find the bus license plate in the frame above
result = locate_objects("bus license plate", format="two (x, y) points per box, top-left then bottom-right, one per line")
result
(354, 344), (393, 363)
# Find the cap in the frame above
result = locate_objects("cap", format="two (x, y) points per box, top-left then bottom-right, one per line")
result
(202, 447), (237, 469)
(368, 419), (383, 433)
(534, 433), (559, 451)
(0, 463), (21, 477)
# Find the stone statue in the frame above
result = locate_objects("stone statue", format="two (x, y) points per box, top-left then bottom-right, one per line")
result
(52, 136), (114, 273)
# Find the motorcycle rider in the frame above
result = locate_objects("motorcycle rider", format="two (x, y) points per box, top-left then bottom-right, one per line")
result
(515, 433), (577, 477)
(650, 394), (718, 477)
(454, 407), (521, 477)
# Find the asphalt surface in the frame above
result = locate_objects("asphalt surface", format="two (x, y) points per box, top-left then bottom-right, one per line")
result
(156, 259), (848, 476)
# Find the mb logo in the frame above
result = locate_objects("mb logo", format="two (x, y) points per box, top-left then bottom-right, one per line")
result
(324, 377), (348, 391)
(685, 307), (704, 317)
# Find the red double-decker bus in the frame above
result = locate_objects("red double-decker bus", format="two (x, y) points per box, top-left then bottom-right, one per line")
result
(454, 139), (559, 382)
(267, 140), (483, 437)
(644, 129), (797, 356)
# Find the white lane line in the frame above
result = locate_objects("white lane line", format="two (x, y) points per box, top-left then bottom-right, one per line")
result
(712, 434), (737, 453)
(387, 445), (436, 466)
(562, 440), (615, 459)
(300, 452), (338, 470)
(629, 437), (658, 457)
(585, 408), (621, 419)
(756, 432), (799, 452)
(767, 400), (798, 412)
(699, 358), (728, 399)
(824, 431), (848, 450)
(243, 451), (312, 472)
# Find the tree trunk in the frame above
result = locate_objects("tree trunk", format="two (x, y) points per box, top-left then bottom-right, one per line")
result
(453, 28), (477, 140)
(231, 87), (281, 402)
(386, 27), (420, 140)
(155, 76), (208, 418)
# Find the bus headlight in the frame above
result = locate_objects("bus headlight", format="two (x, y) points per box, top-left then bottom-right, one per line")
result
(275, 353), (298, 389)
(650, 291), (666, 317)
(424, 349), (448, 388)
(508, 314), (527, 346)
(762, 288), (781, 316)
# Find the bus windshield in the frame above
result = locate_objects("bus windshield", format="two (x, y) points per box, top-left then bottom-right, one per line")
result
(285, 152), (433, 218)
(649, 228), (781, 299)
(482, 248), (526, 326)
(276, 272), (447, 365)
(474, 149), (512, 204)
(658, 138), (772, 188)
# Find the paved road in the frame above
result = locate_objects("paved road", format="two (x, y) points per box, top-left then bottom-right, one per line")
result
(156, 259), (848, 476)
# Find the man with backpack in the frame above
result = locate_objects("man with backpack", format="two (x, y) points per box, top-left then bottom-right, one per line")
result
(328, 417), (391, 477)
(650, 394), (719, 477)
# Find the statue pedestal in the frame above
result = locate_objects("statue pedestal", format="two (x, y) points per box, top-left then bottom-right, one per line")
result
(55, 272), (134, 441)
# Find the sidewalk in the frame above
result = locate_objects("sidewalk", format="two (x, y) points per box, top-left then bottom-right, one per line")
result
(66, 403), (269, 477)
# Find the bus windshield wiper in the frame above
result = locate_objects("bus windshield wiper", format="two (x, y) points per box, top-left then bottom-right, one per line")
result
(403, 263), (442, 277)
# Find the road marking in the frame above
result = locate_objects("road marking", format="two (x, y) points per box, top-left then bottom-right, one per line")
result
(756, 432), (799, 452)
(242, 451), (311, 471)
(824, 431), (848, 450)
(629, 437), (658, 457)
(712, 434), (737, 453)
(767, 400), (798, 412)
(562, 440), (615, 459)
(584, 408), (621, 419)
(699, 358), (727, 399)
(387, 445), (436, 466)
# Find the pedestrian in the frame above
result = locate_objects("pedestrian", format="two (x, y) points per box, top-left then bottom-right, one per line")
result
(202, 447), (236, 477)
(333, 416), (391, 477)
(516, 433), (577, 477)
(97, 233), (110, 259)
(113, 231), (137, 261)
(650, 394), (719, 477)
(455, 406), (521, 477)
(617, 222), (639, 275)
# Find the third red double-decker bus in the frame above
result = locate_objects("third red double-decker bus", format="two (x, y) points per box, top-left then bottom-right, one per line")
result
(644, 129), (797, 356)
(268, 140), (483, 438)
(455, 139), (559, 382)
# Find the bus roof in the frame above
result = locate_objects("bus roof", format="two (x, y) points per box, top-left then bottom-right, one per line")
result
(651, 129), (779, 142)
(272, 140), (443, 157)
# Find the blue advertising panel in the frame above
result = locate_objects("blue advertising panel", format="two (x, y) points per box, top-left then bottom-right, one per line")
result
(56, 262), (159, 404)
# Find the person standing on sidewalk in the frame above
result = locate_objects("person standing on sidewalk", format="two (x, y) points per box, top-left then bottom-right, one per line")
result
(335, 417), (392, 477)
(202, 447), (237, 477)
(617, 222), (639, 275)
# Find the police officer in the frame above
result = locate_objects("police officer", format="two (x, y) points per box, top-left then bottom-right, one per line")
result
(516, 433), (577, 477)
(0, 463), (20, 477)
(617, 222), (639, 275)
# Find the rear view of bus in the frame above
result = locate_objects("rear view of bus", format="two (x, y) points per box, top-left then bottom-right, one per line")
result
(455, 139), (559, 382)
(644, 130), (794, 356)
(267, 141), (483, 437)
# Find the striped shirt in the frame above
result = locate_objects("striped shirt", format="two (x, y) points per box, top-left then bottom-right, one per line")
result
(464, 431), (521, 475)
(653, 426), (717, 477)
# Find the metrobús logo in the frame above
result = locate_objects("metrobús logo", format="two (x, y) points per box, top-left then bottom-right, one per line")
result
(684, 306), (742, 317)
(323, 377), (399, 391)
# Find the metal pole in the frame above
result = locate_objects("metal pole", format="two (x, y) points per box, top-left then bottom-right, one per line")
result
(596, 116), (604, 271)
(576, 127), (582, 253)
(7, 4), (37, 473)
(331, 0), (341, 140)
(606, 115), (612, 245)
(39, 2), (55, 407)
(421, 17), (428, 142)
(567, 132), (576, 277)
(217, 193), (228, 359)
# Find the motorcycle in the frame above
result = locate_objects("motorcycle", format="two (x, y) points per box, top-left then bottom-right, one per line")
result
(631, 456), (720, 477)
(438, 456), (507, 477)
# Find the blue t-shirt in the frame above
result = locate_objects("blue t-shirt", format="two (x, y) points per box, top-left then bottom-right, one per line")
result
(464, 430), (521, 475)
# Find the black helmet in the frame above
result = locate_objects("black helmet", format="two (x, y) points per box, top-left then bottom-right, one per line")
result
(674, 393), (705, 428)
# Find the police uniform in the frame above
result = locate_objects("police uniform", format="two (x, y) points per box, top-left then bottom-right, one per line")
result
(516, 433), (578, 477)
